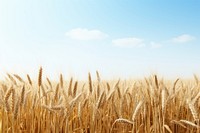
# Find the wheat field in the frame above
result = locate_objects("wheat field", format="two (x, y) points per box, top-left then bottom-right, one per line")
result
(0, 67), (200, 133)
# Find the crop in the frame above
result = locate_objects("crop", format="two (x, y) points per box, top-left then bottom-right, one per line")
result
(0, 68), (200, 133)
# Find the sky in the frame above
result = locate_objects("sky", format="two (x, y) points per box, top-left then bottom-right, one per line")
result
(0, 0), (200, 80)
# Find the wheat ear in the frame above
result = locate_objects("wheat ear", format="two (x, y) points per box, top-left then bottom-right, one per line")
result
(7, 73), (17, 85)
(4, 88), (13, 112)
(132, 101), (143, 122)
(20, 86), (25, 107)
(38, 67), (43, 87)
(60, 74), (64, 88)
(68, 77), (73, 96)
(73, 81), (78, 97)
(27, 74), (32, 86)
(96, 70), (101, 82)
(88, 73), (93, 93)
(13, 74), (25, 83)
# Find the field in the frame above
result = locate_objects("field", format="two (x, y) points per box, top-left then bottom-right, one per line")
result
(0, 67), (200, 133)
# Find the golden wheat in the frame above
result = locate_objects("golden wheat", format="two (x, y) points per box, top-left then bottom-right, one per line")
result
(0, 70), (200, 132)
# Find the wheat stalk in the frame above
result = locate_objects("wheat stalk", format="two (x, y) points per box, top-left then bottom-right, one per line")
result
(13, 74), (25, 83)
(96, 71), (101, 82)
(188, 103), (198, 121)
(60, 74), (64, 88)
(4, 88), (13, 112)
(161, 87), (166, 113)
(54, 84), (59, 104)
(26, 74), (32, 86)
(20, 86), (25, 107)
(88, 73), (93, 93)
(14, 99), (20, 120)
(111, 118), (133, 133)
(46, 77), (52, 89)
(38, 67), (43, 87)
(106, 82), (110, 92)
(73, 81), (78, 98)
(7, 73), (17, 85)
(11, 88), (15, 112)
(180, 120), (200, 128)
(96, 91), (105, 109)
(70, 93), (82, 109)
(154, 75), (159, 89)
(132, 101), (143, 122)
(194, 74), (199, 85)
(68, 77), (73, 96)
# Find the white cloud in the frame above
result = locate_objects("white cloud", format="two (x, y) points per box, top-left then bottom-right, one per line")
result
(65, 28), (108, 41)
(112, 37), (145, 47)
(150, 42), (162, 49)
(172, 34), (195, 43)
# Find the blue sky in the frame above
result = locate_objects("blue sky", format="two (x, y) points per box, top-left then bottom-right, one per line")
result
(0, 0), (200, 79)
